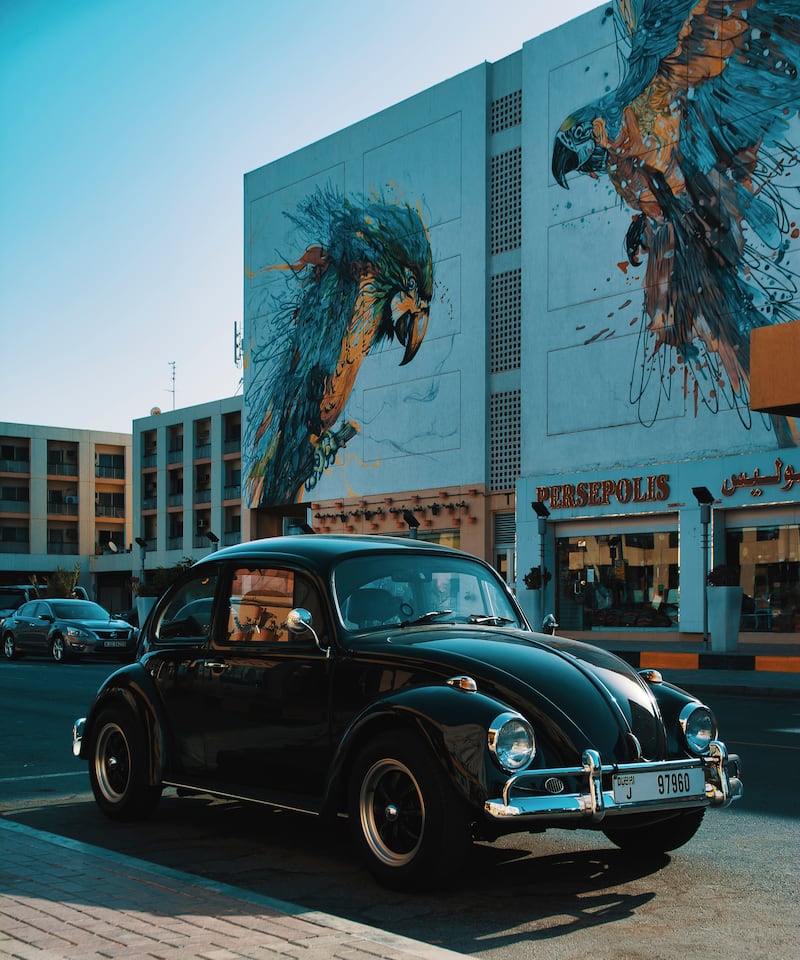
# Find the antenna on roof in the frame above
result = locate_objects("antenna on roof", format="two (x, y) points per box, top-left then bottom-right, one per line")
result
(168, 361), (176, 409)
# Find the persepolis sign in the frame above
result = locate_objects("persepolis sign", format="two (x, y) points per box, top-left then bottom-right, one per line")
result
(536, 474), (670, 510)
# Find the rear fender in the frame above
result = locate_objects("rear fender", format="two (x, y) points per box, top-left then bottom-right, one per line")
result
(324, 683), (522, 816)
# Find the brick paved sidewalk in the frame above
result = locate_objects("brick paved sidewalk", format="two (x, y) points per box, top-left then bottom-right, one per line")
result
(0, 820), (465, 960)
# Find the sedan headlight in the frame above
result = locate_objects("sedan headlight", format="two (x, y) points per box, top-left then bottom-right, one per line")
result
(64, 626), (92, 640)
(488, 712), (536, 772)
(679, 703), (717, 756)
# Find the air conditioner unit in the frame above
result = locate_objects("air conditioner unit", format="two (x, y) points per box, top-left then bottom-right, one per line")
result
(197, 519), (207, 529)
(199, 474), (210, 484)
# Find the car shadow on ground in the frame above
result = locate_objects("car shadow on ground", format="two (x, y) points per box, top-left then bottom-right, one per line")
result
(7, 791), (668, 953)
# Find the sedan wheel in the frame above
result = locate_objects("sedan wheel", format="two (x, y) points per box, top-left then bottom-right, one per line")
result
(349, 731), (470, 890)
(50, 635), (67, 663)
(89, 704), (161, 821)
(3, 634), (16, 660)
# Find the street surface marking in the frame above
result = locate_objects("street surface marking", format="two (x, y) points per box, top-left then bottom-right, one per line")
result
(0, 771), (85, 783)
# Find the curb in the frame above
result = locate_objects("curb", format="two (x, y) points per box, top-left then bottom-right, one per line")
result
(611, 649), (800, 673)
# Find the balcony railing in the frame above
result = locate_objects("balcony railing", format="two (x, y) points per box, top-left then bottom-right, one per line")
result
(194, 489), (211, 503)
(47, 502), (78, 516)
(0, 541), (30, 553)
(48, 542), (79, 555)
(95, 466), (125, 480)
(168, 536), (183, 550)
(95, 505), (125, 518)
(142, 497), (157, 510)
(168, 494), (183, 507)
(223, 531), (241, 547)
(224, 484), (241, 500)
(0, 500), (30, 513)
(0, 460), (30, 474)
(47, 463), (78, 476)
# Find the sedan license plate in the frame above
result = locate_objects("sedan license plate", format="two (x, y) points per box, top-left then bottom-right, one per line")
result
(104, 640), (128, 648)
(613, 766), (705, 804)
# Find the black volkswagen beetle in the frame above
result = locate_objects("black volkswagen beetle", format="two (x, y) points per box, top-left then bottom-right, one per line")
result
(72, 535), (742, 889)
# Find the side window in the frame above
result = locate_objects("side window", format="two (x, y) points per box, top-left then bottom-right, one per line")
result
(154, 573), (219, 642)
(223, 567), (326, 646)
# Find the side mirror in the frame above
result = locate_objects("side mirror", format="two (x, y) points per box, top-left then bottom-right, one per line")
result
(286, 607), (329, 658)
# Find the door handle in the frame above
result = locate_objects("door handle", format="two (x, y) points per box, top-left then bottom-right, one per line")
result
(203, 661), (229, 672)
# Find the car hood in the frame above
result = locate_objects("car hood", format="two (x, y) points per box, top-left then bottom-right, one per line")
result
(60, 618), (133, 632)
(360, 626), (667, 763)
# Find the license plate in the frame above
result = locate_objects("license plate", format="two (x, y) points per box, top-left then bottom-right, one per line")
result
(613, 766), (705, 804)
(104, 640), (127, 648)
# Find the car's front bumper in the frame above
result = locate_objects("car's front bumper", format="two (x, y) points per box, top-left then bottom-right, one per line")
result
(485, 740), (742, 822)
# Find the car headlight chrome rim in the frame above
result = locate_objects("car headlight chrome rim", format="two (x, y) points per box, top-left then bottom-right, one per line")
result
(679, 703), (717, 756)
(488, 712), (536, 772)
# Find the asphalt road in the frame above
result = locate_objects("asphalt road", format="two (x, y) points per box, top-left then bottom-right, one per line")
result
(1, 659), (798, 960)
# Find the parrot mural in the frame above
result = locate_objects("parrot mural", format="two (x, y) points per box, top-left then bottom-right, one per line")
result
(552, 0), (800, 444)
(244, 186), (433, 507)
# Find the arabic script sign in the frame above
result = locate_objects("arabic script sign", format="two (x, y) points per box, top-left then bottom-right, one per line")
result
(721, 459), (800, 498)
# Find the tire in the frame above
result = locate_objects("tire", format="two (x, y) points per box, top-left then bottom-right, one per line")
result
(88, 704), (161, 821)
(51, 635), (69, 663)
(348, 730), (471, 890)
(603, 808), (706, 856)
(3, 634), (17, 660)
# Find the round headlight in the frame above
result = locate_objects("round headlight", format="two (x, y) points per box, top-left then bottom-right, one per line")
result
(488, 712), (536, 772)
(679, 703), (717, 756)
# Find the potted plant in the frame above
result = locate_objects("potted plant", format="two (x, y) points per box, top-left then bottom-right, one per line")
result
(706, 565), (743, 652)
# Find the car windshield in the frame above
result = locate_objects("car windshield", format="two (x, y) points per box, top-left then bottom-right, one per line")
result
(334, 552), (523, 632)
(50, 601), (111, 620)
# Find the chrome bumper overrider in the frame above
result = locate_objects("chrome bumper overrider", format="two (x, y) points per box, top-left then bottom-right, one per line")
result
(485, 740), (743, 822)
(72, 717), (85, 758)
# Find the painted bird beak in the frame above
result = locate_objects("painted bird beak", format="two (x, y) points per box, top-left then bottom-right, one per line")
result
(552, 134), (579, 189)
(396, 306), (428, 365)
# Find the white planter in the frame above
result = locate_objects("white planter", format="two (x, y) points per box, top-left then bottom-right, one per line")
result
(706, 586), (743, 652)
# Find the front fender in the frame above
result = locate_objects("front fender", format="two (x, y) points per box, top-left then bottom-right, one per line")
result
(80, 662), (168, 787)
(324, 682), (522, 816)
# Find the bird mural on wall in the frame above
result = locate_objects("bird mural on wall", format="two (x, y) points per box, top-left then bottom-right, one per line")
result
(245, 186), (433, 507)
(552, 0), (800, 445)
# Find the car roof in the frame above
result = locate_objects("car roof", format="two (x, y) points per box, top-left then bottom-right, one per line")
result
(195, 534), (469, 576)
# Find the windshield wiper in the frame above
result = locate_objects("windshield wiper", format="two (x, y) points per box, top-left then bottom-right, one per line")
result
(468, 614), (514, 625)
(400, 609), (454, 627)
(399, 610), (515, 628)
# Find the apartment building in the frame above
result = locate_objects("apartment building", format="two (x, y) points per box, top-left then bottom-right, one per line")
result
(0, 422), (132, 610)
(132, 396), (244, 574)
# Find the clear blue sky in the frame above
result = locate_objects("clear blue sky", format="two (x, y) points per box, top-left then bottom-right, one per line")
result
(0, 0), (601, 433)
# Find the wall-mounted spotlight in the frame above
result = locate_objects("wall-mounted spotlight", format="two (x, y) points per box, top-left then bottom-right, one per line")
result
(403, 509), (420, 539)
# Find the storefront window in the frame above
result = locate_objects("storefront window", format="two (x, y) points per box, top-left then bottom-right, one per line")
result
(726, 525), (800, 633)
(555, 530), (679, 631)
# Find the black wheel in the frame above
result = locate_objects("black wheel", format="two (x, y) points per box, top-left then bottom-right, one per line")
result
(348, 730), (471, 890)
(603, 808), (706, 855)
(89, 704), (161, 821)
(3, 633), (17, 660)
(51, 634), (69, 663)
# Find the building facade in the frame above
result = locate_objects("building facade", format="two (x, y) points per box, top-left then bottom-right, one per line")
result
(0, 422), (132, 611)
(242, 2), (800, 638)
(132, 397), (244, 578)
